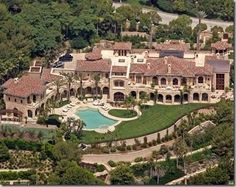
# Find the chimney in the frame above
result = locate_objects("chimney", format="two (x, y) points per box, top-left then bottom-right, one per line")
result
(167, 64), (171, 74)
(147, 62), (151, 70)
(164, 56), (168, 64)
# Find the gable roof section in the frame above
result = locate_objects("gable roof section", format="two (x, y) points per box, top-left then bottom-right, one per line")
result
(76, 59), (111, 72)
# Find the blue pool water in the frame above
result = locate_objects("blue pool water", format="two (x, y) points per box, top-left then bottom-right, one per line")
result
(75, 108), (117, 129)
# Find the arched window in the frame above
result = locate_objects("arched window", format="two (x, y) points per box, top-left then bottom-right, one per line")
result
(160, 78), (166, 85)
(33, 95), (36, 103)
(172, 78), (178, 85)
(114, 80), (124, 87)
(198, 76), (204, 83)
(152, 76), (158, 85)
(114, 92), (125, 101)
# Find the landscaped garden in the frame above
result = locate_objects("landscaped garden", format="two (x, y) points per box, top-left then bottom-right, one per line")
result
(80, 103), (211, 144)
(108, 109), (137, 118)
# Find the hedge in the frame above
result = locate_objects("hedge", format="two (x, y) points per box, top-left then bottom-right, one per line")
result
(1, 139), (42, 151)
(0, 170), (36, 180)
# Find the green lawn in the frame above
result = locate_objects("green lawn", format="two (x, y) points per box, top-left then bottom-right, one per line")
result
(108, 109), (137, 118)
(80, 103), (210, 144)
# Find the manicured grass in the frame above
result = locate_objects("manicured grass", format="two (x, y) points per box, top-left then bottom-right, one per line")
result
(80, 103), (210, 144)
(108, 109), (137, 118)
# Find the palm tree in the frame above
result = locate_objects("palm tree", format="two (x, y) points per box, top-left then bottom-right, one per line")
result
(93, 73), (100, 99)
(60, 72), (74, 101)
(173, 138), (189, 173)
(75, 73), (85, 100)
(124, 95), (131, 111)
(196, 11), (207, 53)
(53, 79), (64, 101)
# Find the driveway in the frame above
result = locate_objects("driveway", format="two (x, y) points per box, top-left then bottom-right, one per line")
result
(113, 3), (233, 30)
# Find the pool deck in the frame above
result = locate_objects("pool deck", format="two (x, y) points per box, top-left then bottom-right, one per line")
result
(53, 97), (141, 133)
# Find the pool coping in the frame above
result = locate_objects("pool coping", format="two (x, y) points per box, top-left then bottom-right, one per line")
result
(75, 105), (140, 133)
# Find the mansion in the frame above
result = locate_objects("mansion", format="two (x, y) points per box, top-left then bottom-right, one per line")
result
(1, 40), (231, 120)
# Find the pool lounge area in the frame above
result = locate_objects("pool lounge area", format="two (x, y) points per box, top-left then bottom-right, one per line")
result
(75, 108), (118, 130)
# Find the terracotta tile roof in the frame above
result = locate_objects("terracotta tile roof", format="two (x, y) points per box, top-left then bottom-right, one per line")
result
(155, 43), (189, 51)
(211, 41), (231, 50)
(85, 48), (102, 61)
(130, 64), (147, 73)
(3, 75), (46, 98)
(2, 68), (61, 98)
(113, 42), (132, 51)
(141, 57), (213, 77)
(112, 66), (127, 73)
(76, 59), (111, 72)
(41, 68), (62, 83)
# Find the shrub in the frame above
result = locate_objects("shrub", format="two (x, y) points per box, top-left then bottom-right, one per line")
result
(141, 143), (148, 148)
(132, 144), (137, 150)
(0, 170), (36, 180)
(1, 139), (42, 151)
(96, 164), (106, 172)
(143, 137), (148, 144)
(160, 145), (169, 156)
(108, 160), (117, 167)
(0, 143), (10, 162)
(116, 146), (126, 152)
(134, 138), (141, 146)
(101, 147), (109, 154)
(134, 157), (143, 163)
(110, 147), (116, 153)
(126, 145), (132, 150)
(157, 139), (161, 144)
(148, 142), (153, 147)
(152, 140), (157, 146)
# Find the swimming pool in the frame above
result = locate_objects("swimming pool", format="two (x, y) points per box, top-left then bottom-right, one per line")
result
(75, 108), (117, 130)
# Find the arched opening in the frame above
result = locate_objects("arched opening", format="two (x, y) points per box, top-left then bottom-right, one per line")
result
(139, 91), (147, 100)
(103, 87), (109, 95)
(93, 87), (101, 95)
(152, 76), (158, 85)
(27, 110), (33, 118)
(32, 95), (37, 103)
(160, 78), (166, 85)
(193, 93), (200, 101)
(85, 87), (92, 95)
(181, 77), (187, 86)
(166, 95), (172, 103)
(172, 78), (178, 85)
(183, 93), (188, 102)
(35, 108), (40, 116)
(61, 90), (68, 98)
(77, 87), (84, 97)
(114, 92), (125, 101)
(198, 76), (204, 84)
(13, 108), (18, 117)
(130, 91), (137, 99)
(150, 93), (155, 101)
(202, 93), (208, 101)
(174, 95), (181, 103)
(158, 94), (164, 103)
(27, 96), (31, 104)
(70, 88), (76, 96)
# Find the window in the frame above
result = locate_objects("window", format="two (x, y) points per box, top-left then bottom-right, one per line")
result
(136, 75), (142, 83)
(173, 78), (178, 85)
(14, 99), (17, 102)
(198, 76), (204, 83)
(118, 59), (125, 63)
(114, 80), (124, 87)
(161, 78), (166, 85)
(105, 73), (109, 78)
(216, 74), (225, 90)
(8, 97), (10, 101)
(21, 100), (23, 104)
(137, 59), (144, 62)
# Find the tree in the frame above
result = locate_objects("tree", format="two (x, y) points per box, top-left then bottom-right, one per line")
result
(48, 160), (103, 185)
(225, 25), (233, 33)
(93, 73), (100, 99)
(51, 141), (81, 163)
(110, 164), (135, 185)
(53, 78), (64, 100)
(195, 11), (207, 52)
(60, 72), (74, 101)
(173, 138), (189, 172)
(75, 73), (85, 100)
(0, 142), (10, 162)
(169, 15), (192, 40)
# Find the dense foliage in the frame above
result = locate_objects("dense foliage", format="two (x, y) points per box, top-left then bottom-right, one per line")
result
(146, 0), (233, 21)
